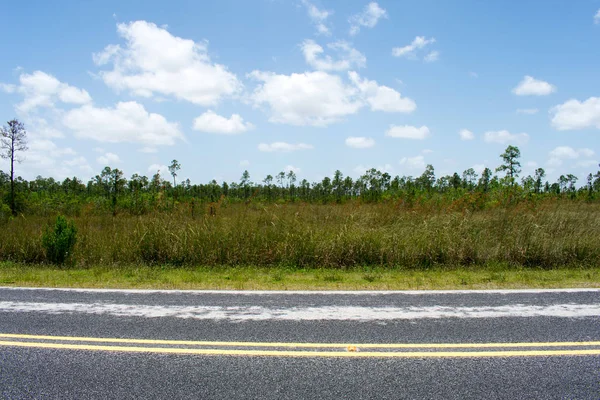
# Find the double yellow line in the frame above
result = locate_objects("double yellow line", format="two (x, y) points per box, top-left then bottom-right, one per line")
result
(1, 333), (600, 358)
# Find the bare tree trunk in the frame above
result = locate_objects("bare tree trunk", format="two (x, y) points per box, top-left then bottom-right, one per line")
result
(10, 142), (15, 216)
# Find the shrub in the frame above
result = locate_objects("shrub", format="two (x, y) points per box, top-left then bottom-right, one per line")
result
(0, 203), (11, 224)
(42, 215), (77, 265)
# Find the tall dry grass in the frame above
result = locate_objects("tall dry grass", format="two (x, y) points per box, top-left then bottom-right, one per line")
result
(1, 200), (599, 269)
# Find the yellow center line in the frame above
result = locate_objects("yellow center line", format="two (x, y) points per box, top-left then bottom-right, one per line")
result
(1, 333), (600, 349)
(1, 340), (600, 358)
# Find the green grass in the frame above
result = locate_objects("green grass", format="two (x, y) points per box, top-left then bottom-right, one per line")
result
(2, 200), (600, 269)
(0, 262), (598, 290)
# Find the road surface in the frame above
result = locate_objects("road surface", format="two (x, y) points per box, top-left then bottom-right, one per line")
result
(0, 287), (599, 399)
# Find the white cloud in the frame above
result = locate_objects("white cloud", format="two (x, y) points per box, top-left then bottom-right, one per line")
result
(550, 97), (600, 130)
(469, 71), (479, 78)
(94, 21), (241, 106)
(399, 155), (426, 171)
(483, 130), (529, 145)
(348, 71), (416, 113)
(301, 0), (332, 35)
(63, 101), (183, 146)
(349, 2), (387, 36)
(392, 36), (436, 59)
(421, 149), (433, 155)
(96, 152), (121, 165)
(459, 129), (474, 141)
(386, 125), (430, 140)
(525, 161), (538, 168)
(192, 110), (254, 134)
(28, 139), (76, 158)
(8, 71), (92, 114)
(345, 136), (375, 148)
(575, 159), (599, 168)
(239, 160), (250, 167)
(0, 83), (17, 93)
(516, 108), (539, 115)
(138, 147), (158, 153)
(595, 9), (600, 24)
(424, 50), (440, 63)
(148, 164), (169, 176)
(547, 146), (595, 168)
(354, 163), (394, 175)
(549, 146), (594, 159)
(512, 75), (556, 96)
(472, 164), (486, 174)
(63, 156), (93, 173)
(284, 165), (301, 174)
(249, 70), (362, 126)
(14, 138), (84, 180)
(301, 40), (366, 71)
(258, 142), (314, 152)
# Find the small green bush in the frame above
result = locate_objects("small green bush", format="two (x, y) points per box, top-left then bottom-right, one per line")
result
(0, 203), (11, 224)
(42, 215), (77, 265)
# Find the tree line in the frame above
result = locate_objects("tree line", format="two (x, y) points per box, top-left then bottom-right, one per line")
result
(2, 119), (600, 217)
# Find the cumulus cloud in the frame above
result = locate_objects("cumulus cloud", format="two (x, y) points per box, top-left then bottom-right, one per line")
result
(392, 36), (436, 60)
(248, 68), (416, 126)
(148, 164), (169, 176)
(459, 129), (474, 140)
(348, 71), (416, 113)
(386, 125), (430, 140)
(301, 40), (366, 71)
(257, 142), (314, 152)
(399, 155), (426, 170)
(5, 71), (92, 114)
(63, 101), (183, 146)
(249, 70), (362, 126)
(345, 136), (375, 148)
(63, 156), (93, 173)
(96, 152), (121, 165)
(94, 21), (241, 105)
(192, 110), (254, 134)
(15, 138), (85, 179)
(301, 0), (332, 35)
(512, 76), (556, 96)
(550, 97), (600, 130)
(516, 108), (539, 115)
(483, 130), (529, 145)
(349, 2), (387, 36)
(547, 146), (595, 168)
(424, 50), (440, 63)
(0, 83), (17, 93)
(284, 165), (301, 174)
(354, 163), (394, 175)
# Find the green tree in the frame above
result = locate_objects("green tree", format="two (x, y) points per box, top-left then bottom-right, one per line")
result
(462, 168), (478, 191)
(168, 160), (181, 187)
(533, 168), (545, 194)
(478, 168), (492, 192)
(416, 165), (435, 192)
(240, 170), (251, 199)
(496, 145), (521, 185)
(1, 119), (28, 215)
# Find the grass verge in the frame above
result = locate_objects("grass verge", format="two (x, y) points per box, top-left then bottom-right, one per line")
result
(0, 262), (599, 290)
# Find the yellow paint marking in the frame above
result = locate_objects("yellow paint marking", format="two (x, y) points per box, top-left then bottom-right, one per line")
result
(1, 340), (600, 358)
(1, 333), (600, 349)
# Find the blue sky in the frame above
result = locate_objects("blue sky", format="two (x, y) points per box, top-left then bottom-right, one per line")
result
(1, 0), (600, 185)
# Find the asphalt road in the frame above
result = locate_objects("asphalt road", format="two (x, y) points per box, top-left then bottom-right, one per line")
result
(0, 287), (599, 399)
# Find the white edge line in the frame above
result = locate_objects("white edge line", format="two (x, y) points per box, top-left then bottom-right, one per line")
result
(1, 287), (599, 295)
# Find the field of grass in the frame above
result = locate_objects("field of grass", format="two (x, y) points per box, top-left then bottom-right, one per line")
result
(2, 200), (600, 270)
(1, 262), (599, 290)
